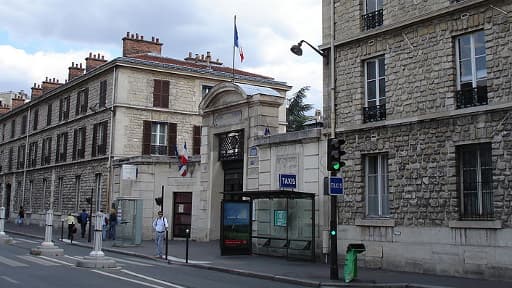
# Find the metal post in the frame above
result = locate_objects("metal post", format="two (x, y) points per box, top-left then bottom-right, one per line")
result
(185, 229), (190, 263)
(162, 186), (169, 260)
(0, 207), (6, 236)
(330, 192), (339, 280)
(89, 211), (105, 257)
(42, 210), (54, 246)
(88, 188), (93, 243)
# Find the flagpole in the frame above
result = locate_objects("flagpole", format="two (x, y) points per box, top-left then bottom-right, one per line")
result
(232, 15), (236, 83)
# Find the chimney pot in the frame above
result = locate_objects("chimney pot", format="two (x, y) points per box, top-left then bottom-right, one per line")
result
(126, 31), (130, 37)
(156, 38), (159, 43)
(131, 33), (134, 39)
(136, 33), (139, 39)
(152, 36), (155, 42)
(141, 35), (143, 40)
(89, 52), (92, 57)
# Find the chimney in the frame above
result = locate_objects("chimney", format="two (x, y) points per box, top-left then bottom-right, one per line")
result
(184, 51), (223, 66)
(31, 83), (43, 98)
(68, 62), (85, 81)
(11, 95), (25, 109)
(41, 77), (63, 94)
(122, 31), (163, 57)
(0, 104), (10, 114)
(85, 53), (108, 73)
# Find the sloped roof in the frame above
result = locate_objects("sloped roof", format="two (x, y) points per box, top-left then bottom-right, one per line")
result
(236, 83), (281, 97)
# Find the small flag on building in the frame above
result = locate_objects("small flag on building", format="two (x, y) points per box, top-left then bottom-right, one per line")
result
(175, 143), (189, 177)
(234, 19), (245, 62)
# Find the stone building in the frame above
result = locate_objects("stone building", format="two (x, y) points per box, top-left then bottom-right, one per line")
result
(321, 0), (512, 280)
(0, 32), (290, 243)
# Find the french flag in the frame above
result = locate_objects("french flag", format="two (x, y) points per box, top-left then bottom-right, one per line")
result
(234, 22), (245, 62)
(175, 143), (189, 176)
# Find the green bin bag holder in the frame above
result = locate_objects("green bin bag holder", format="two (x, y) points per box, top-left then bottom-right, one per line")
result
(343, 243), (366, 283)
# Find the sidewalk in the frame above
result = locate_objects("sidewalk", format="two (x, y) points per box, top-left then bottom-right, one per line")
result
(4, 222), (512, 288)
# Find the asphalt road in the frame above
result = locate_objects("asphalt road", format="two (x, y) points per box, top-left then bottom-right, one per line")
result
(1, 235), (305, 288)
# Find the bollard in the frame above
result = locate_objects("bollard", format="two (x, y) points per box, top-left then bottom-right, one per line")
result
(185, 229), (190, 263)
(165, 229), (169, 260)
(61, 218), (64, 241)
(0, 207), (5, 236)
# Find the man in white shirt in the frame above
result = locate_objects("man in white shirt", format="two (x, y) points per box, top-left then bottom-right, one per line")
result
(152, 211), (168, 258)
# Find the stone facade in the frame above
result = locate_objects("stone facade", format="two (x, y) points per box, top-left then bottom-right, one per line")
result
(322, 0), (512, 280)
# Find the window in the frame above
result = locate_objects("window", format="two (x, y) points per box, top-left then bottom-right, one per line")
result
(41, 137), (52, 166)
(142, 121), (176, 156)
(455, 31), (487, 108)
(17, 144), (26, 170)
(56, 132), (68, 163)
(47, 102), (52, 126)
(457, 143), (493, 219)
(202, 85), (213, 97)
(0, 150), (3, 172)
(75, 175), (81, 211)
(33, 108), (39, 131)
(92, 121), (108, 157)
(193, 125), (201, 155)
(72, 127), (86, 160)
(28, 180), (33, 212)
(99, 80), (107, 108)
(76, 88), (89, 116)
(365, 153), (389, 217)
(362, 0), (383, 30)
(59, 96), (70, 121)
(364, 57), (386, 122)
(11, 119), (15, 138)
(28, 141), (38, 168)
(21, 114), (27, 135)
(153, 79), (170, 108)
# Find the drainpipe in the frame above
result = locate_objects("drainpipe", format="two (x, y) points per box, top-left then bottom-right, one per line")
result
(330, 0), (335, 138)
(106, 67), (117, 210)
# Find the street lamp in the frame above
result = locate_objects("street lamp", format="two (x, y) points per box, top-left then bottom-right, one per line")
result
(291, 38), (339, 280)
(290, 40), (326, 58)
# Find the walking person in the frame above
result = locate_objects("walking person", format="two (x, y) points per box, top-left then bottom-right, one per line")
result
(108, 208), (117, 240)
(66, 212), (77, 243)
(17, 206), (25, 226)
(152, 211), (168, 259)
(79, 209), (89, 238)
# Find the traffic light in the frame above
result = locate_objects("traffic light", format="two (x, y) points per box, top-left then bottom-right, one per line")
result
(155, 197), (163, 206)
(330, 228), (336, 236)
(327, 138), (346, 171)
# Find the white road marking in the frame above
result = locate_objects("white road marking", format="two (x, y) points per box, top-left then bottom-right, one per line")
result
(17, 255), (59, 266)
(38, 255), (74, 266)
(13, 238), (39, 244)
(0, 275), (19, 284)
(166, 256), (210, 264)
(92, 270), (165, 288)
(121, 269), (187, 288)
(0, 256), (28, 267)
(110, 257), (153, 266)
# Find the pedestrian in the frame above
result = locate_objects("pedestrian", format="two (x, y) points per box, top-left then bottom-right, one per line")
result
(101, 210), (108, 241)
(66, 212), (77, 243)
(17, 206), (25, 226)
(152, 211), (168, 259)
(108, 208), (117, 240)
(79, 209), (89, 238)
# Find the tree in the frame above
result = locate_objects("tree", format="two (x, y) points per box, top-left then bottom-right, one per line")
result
(286, 86), (314, 132)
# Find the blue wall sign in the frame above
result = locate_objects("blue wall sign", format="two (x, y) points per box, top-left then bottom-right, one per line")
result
(330, 176), (344, 195)
(279, 174), (296, 189)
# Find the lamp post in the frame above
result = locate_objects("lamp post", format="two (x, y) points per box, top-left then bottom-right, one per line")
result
(291, 38), (339, 280)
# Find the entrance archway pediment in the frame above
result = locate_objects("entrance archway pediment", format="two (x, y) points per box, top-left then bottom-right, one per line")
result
(199, 83), (247, 113)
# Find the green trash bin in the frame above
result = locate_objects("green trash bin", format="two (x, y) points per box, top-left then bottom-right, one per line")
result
(343, 243), (366, 283)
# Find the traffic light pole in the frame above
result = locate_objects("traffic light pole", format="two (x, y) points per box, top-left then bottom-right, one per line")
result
(330, 181), (339, 280)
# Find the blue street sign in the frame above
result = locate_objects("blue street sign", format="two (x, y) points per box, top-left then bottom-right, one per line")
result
(329, 176), (344, 195)
(279, 174), (297, 189)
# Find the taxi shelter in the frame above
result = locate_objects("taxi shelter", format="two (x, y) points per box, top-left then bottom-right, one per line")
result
(221, 190), (315, 261)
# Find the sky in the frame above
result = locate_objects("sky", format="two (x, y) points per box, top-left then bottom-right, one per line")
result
(0, 0), (323, 112)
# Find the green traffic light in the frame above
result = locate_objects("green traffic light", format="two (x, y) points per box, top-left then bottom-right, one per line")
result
(330, 230), (336, 236)
(332, 162), (340, 171)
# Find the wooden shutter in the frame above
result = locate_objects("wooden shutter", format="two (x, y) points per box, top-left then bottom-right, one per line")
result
(80, 128), (86, 158)
(72, 129), (78, 160)
(63, 133), (68, 162)
(33, 108), (39, 131)
(101, 121), (108, 155)
(56, 134), (61, 162)
(161, 80), (169, 108)
(153, 80), (161, 107)
(92, 124), (97, 157)
(47, 103), (52, 126)
(99, 80), (107, 108)
(82, 88), (89, 113)
(65, 97), (70, 119)
(167, 123), (177, 156)
(142, 121), (151, 155)
(193, 125), (201, 155)
(47, 137), (52, 164)
(75, 92), (81, 116)
(59, 98), (63, 121)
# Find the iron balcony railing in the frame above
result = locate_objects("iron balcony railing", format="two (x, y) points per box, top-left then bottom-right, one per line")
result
(363, 104), (386, 123)
(455, 86), (488, 109)
(151, 145), (168, 156)
(362, 9), (383, 31)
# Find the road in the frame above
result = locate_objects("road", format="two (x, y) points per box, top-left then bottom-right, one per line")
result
(1, 235), (305, 288)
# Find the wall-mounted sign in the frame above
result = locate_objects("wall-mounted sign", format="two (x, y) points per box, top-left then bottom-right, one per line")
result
(329, 176), (344, 195)
(274, 210), (287, 227)
(279, 174), (296, 189)
(122, 165), (137, 180)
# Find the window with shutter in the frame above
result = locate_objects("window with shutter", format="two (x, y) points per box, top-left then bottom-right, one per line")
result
(193, 125), (201, 155)
(153, 79), (170, 108)
(33, 108), (39, 131)
(47, 103), (52, 126)
(168, 123), (177, 156)
(99, 80), (107, 108)
(92, 124), (97, 157)
(142, 121), (151, 155)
